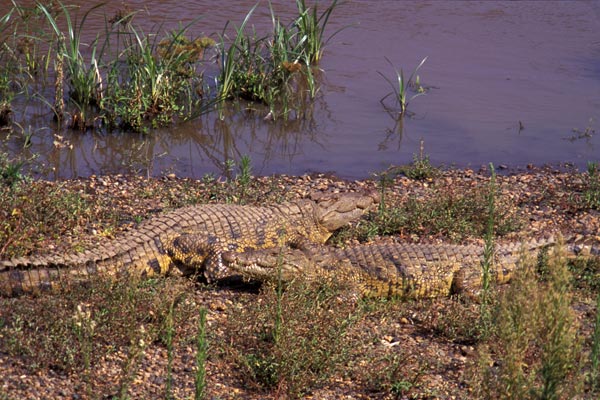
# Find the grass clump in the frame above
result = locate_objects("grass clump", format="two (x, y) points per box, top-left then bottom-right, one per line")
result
(216, 0), (341, 120)
(582, 161), (600, 210)
(102, 23), (214, 133)
(0, 276), (192, 372)
(475, 244), (583, 399)
(401, 151), (437, 181)
(39, 2), (105, 112)
(1, 1), (216, 133)
(223, 277), (360, 397)
(0, 174), (94, 258)
(397, 140), (439, 181)
(0, 152), (24, 187)
(335, 177), (520, 243)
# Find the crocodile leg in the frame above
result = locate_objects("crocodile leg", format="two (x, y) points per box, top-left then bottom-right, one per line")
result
(165, 229), (316, 282)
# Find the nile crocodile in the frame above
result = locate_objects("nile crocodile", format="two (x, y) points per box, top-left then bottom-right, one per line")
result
(0, 191), (378, 296)
(222, 235), (600, 299)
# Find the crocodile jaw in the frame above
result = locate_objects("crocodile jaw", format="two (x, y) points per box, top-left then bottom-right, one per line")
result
(222, 248), (310, 282)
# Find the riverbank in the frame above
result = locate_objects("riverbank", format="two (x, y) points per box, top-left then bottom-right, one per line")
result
(1, 166), (599, 399)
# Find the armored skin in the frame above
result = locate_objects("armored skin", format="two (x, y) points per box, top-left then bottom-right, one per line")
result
(0, 191), (378, 296)
(223, 235), (600, 299)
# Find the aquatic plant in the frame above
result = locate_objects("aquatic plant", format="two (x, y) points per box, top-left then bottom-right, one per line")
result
(217, 4), (258, 106)
(0, 1), (341, 134)
(378, 56), (428, 116)
(293, 0), (341, 64)
(216, 1), (334, 120)
(102, 22), (212, 132)
(39, 2), (105, 109)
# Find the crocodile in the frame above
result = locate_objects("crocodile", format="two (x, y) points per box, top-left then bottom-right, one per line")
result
(222, 235), (600, 299)
(0, 191), (378, 296)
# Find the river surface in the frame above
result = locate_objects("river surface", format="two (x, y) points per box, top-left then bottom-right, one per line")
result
(1, 1), (599, 179)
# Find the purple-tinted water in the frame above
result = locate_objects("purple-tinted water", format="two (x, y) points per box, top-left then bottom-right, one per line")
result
(1, 1), (599, 179)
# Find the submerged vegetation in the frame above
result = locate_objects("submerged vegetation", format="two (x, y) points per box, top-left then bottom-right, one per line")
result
(0, 0), (340, 135)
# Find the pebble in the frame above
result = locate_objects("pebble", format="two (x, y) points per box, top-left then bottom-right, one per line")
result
(2, 167), (599, 399)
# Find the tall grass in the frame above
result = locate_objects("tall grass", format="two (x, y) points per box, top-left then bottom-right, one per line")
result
(293, 0), (341, 64)
(216, 1), (342, 120)
(0, 8), (15, 103)
(2, 1), (341, 132)
(590, 293), (600, 392)
(479, 163), (496, 339)
(103, 16), (213, 131)
(39, 2), (105, 108)
(476, 244), (582, 399)
(217, 4), (258, 106)
(3, 1), (55, 83)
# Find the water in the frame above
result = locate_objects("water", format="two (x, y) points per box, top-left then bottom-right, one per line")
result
(1, 0), (599, 179)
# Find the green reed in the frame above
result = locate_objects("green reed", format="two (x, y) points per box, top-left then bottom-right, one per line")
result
(1, 1), (341, 133)
(215, 1), (339, 120)
(217, 4), (258, 106)
(379, 56), (427, 116)
(102, 19), (211, 132)
(293, 0), (340, 64)
(39, 2), (105, 108)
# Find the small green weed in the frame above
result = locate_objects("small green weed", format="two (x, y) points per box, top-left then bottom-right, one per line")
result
(0, 153), (24, 187)
(390, 380), (414, 397)
(590, 293), (600, 393)
(195, 308), (208, 400)
(164, 299), (176, 399)
(399, 141), (438, 180)
(582, 161), (600, 210)
(235, 154), (253, 202)
(569, 256), (600, 294)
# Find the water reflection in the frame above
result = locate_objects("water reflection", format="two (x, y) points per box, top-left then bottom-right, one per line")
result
(1, 99), (326, 179)
(0, 1), (598, 179)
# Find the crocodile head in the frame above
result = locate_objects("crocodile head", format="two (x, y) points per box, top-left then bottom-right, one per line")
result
(311, 191), (379, 231)
(222, 247), (313, 282)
